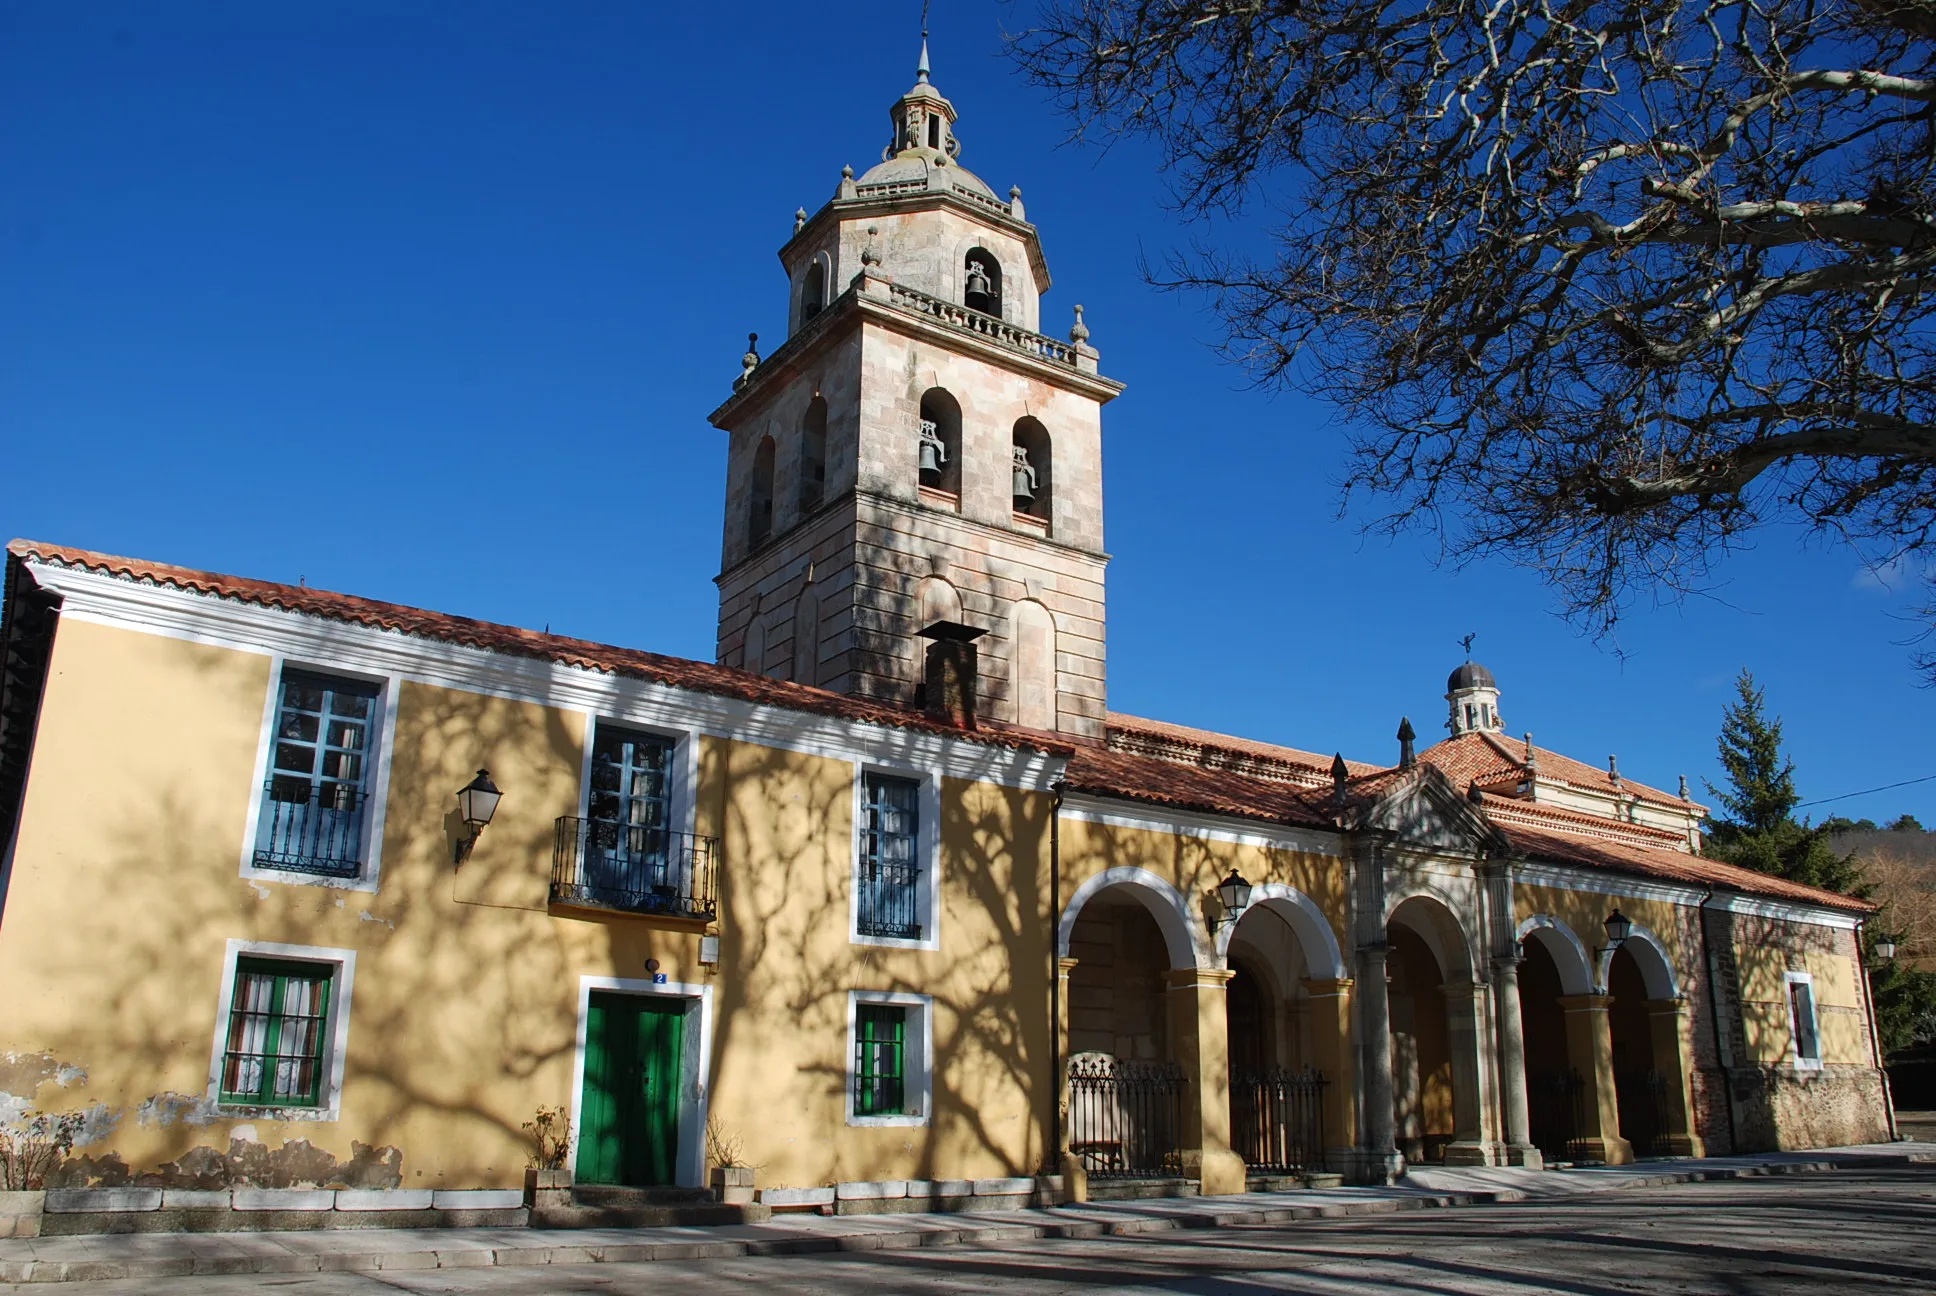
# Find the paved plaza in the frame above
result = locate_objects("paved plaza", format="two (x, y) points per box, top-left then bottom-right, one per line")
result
(6, 1152), (1933, 1295)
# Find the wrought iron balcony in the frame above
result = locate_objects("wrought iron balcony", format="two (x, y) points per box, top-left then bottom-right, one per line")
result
(253, 781), (366, 879)
(551, 817), (717, 921)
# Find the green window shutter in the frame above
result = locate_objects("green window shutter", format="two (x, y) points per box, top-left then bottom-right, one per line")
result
(220, 959), (333, 1107)
(855, 1005), (908, 1117)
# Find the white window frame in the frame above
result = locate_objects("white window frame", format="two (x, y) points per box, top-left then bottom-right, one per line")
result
(206, 939), (356, 1121)
(850, 761), (942, 951)
(576, 711), (699, 836)
(846, 990), (934, 1128)
(239, 656), (400, 894)
(1785, 969), (1823, 1071)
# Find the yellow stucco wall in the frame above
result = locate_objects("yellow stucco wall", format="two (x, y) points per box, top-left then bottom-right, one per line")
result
(0, 617), (1057, 1190)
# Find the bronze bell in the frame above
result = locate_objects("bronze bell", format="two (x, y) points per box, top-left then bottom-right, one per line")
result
(1011, 444), (1038, 507)
(919, 418), (947, 480)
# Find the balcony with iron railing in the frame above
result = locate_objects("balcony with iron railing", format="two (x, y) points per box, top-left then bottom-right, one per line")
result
(254, 782), (367, 879)
(551, 817), (718, 922)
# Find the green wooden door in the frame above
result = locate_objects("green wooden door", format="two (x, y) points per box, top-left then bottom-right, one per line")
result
(578, 993), (685, 1186)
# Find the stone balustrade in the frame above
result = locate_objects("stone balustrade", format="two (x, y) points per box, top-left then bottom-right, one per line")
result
(886, 283), (1078, 365)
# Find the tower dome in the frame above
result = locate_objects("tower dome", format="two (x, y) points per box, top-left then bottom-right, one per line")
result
(1445, 650), (1503, 736)
(855, 37), (1000, 203)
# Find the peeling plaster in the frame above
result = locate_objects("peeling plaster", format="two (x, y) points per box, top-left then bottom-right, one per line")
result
(250, 883), (272, 899)
(136, 1091), (221, 1127)
(70, 1102), (121, 1148)
(357, 910), (394, 929)
(49, 1137), (404, 1190)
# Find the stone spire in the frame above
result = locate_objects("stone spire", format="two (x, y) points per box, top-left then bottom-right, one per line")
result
(886, 31), (960, 163)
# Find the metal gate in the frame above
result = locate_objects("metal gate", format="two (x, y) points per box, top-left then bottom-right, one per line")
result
(1231, 1067), (1328, 1173)
(1066, 1056), (1186, 1178)
(1528, 1068), (1590, 1162)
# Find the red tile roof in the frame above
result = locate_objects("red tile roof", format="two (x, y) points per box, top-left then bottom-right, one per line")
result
(1423, 730), (1697, 810)
(1501, 814), (1874, 913)
(1065, 745), (1342, 829)
(7, 539), (1072, 756)
(1105, 713), (1383, 782)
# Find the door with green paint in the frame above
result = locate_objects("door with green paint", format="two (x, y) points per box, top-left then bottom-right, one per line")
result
(578, 993), (685, 1186)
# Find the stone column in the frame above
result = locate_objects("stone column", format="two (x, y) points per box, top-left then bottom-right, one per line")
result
(1355, 944), (1405, 1183)
(1441, 982), (1498, 1165)
(1558, 994), (1635, 1165)
(1166, 967), (1246, 1195)
(1646, 997), (1705, 1157)
(1301, 977), (1356, 1168)
(1491, 955), (1543, 1167)
(1057, 957), (1089, 1199)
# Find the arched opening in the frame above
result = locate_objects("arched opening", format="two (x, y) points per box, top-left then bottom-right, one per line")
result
(1386, 895), (1483, 1165)
(917, 388), (962, 498)
(1009, 599), (1056, 730)
(964, 248), (1003, 316)
(798, 397), (827, 513)
(748, 436), (776, 547)
(790, 590), (819, 687)
(912, 576), (965, 705)
(1223, 894), (1337, 1176)
(800, 260), (826, 323)
(1011, 417), (1052, 526)
(1608, 945), (1666, 1156)
(1058, 871), (1200, 1181)
(1519, 935), (1581, 1161)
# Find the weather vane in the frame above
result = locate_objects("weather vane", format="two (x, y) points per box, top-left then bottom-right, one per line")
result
(1460, 632), (1477, 657)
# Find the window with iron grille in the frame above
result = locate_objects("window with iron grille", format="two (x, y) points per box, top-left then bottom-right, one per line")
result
(219, 958), (334, 1108)
(254, 671), (380, 879)
(854, 1004), (909, 1117)
(585, 726), (675, 897)
(858, 773), (922, 939)
(1788, 976), (1822, 1066)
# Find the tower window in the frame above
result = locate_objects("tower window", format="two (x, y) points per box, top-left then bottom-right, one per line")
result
(963, 249), (1003, 317)
(1012, 417), (1052, 526)
(928, 115), (940, 150)
(799, 397), (828, 513)
(801, 261), (826, 323)
(749, 435), (776, 547)
(918, 388), (962, 498)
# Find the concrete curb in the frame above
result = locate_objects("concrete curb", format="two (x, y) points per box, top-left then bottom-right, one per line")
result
(1, 1147), (1929, 1285)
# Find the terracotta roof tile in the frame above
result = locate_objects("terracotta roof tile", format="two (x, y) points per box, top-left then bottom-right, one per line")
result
(1501, 818), (1873, 913)
(8, 539), (1072, 756)
(1423, 731), (1697, 810)
(1105, 712), (1382, 779)
(1065, 746), (1341, 829)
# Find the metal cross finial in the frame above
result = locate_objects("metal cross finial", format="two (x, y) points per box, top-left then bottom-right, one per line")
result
(917, 1), (932, 83)
(1459, 632), (1477, 658)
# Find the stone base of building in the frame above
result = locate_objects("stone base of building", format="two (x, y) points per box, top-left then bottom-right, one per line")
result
(1500, 1143), (1545, 1169)
(1340, 1148), (1407, 1186)
(1442, 1140), (1504, 1167)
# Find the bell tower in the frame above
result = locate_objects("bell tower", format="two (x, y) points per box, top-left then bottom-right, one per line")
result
(709, 42), (1122, 740)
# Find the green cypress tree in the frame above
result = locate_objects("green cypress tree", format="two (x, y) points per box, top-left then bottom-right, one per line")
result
(1703, 671), (1867, 895)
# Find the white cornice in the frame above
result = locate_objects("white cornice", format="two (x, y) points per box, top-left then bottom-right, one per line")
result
(1059, 791), (1342, 858)
(29, 562), (1067, 792)
(1707, 889), (1862, 931)
(1513, 860), (1704, 907)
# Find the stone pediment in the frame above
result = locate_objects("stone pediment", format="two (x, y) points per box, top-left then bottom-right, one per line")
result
(1355, 765), (1510, 858)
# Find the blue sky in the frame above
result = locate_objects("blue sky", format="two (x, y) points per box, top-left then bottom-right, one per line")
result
(3, 1), (1929, 824)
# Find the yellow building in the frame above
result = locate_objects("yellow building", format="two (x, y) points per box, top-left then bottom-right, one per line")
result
(0, 48), (1889, 1216)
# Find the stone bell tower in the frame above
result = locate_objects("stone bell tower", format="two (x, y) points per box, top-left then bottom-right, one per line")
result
(709, 41), (1122, 739)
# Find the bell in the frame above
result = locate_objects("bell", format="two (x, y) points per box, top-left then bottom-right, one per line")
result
(1011, 445), (1037, 507)
(919, 418), (947, 480)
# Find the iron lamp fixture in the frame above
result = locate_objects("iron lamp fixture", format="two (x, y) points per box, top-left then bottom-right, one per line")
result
(1216, 870), (1253, 925)
(454, 768), (502, 865)
(1875, 937), (1899, 962)
(1602, 909), (1633, 950)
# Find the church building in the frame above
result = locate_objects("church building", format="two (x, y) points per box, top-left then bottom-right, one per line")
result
(0, 46), (1891, 1218)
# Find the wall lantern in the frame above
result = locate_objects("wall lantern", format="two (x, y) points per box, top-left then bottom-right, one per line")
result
(1875, 936), (1899, 962)
(1603, 909), (1633, 950)
(454, 768), (502, 865)
(1216, 870), (1254, 925)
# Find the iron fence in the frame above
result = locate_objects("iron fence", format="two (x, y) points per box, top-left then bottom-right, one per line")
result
(552, 817), (718, 920)
(253, 782), (366, 878)
(1231, 1067), (1328, 1174)
(1528, 1067), (1591, 1162)
(856, 858), (922, 939)
(1616, 1069), (1673, 1158)
(1066, 1056), (1187, 1178)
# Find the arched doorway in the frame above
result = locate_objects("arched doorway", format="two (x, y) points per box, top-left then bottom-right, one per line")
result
(1059, 876), (1198, 1183)
(1386, 895), (1486, 1165)
(1519, 933), (1585, 1161)
(1607, 928), (1699, 1157)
